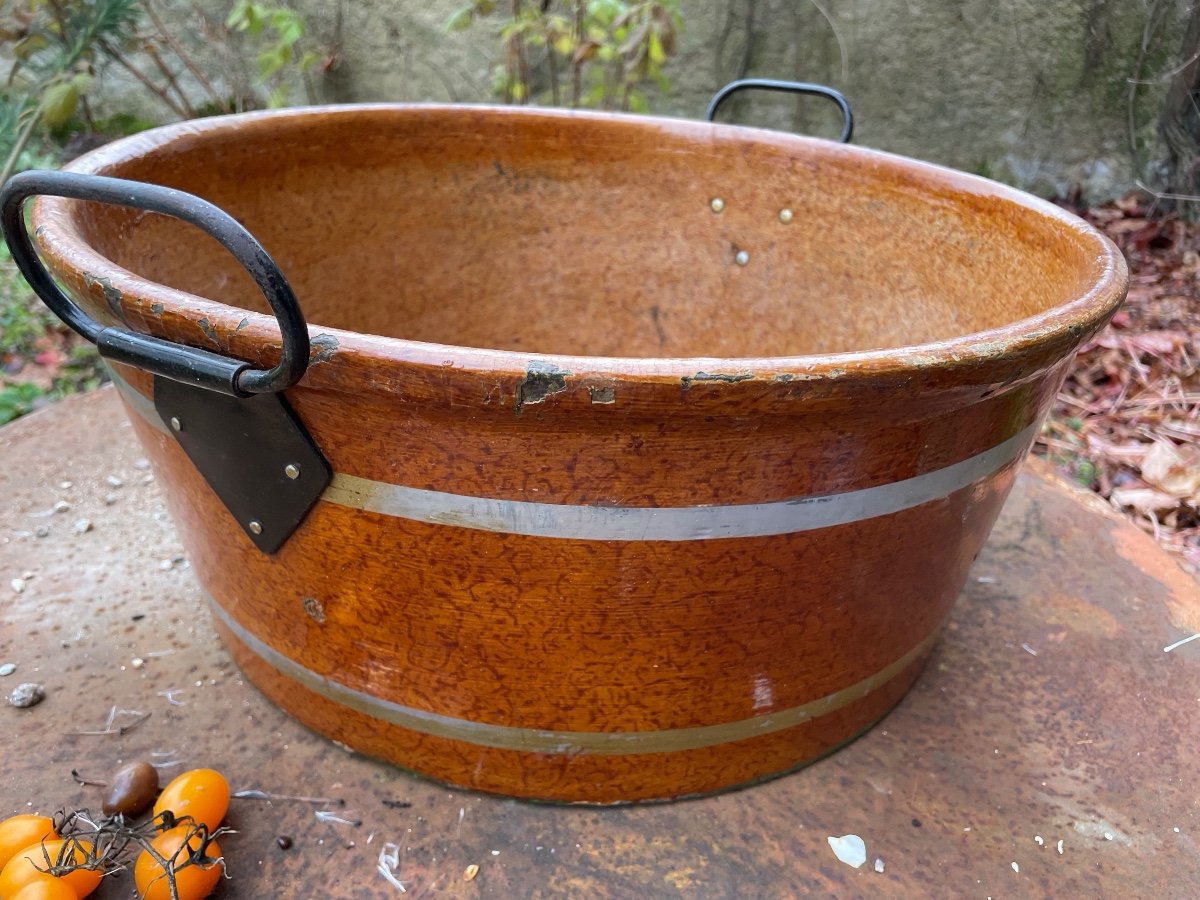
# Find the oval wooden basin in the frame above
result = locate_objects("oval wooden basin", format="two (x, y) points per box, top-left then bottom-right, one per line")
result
(30, 106), (1127, 802)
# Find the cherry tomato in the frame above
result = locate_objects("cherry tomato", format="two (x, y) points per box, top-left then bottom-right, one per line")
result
(10, 877), (80, 900)
(0, 839), (100, 899)
(0, 816), (58, 871)
(152, 770), (229, 833)
(134, 828), (223, 900)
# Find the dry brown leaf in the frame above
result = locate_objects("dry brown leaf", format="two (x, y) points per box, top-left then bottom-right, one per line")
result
(1110, 486), (1181, 513)
(1140, 440), (1200, 502)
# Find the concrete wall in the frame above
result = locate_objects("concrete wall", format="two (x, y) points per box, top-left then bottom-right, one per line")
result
(89, 0), (1193, 200)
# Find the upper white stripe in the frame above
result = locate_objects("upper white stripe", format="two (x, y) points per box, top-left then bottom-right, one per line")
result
(108, 369), (1034, 542)
(322, 424), (1035, 541)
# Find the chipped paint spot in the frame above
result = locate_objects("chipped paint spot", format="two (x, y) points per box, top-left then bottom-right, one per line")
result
(302, 596), (326, 624)
(235, 317), (250, 333)
(515, 361), (569, 413)
(310, 333), (339, 364)
(197, 317), (220, 346)
(588, 385), (616, 405)
(680, 371), (754, 391)
(149, 302), (165, 316)
(84, 273), (124, 318)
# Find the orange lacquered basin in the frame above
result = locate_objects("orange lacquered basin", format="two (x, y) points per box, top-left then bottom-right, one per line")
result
(28, 106), (1127, 802)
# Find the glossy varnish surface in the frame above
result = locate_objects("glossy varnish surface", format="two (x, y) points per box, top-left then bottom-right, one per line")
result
(30, 106), (1127, 800)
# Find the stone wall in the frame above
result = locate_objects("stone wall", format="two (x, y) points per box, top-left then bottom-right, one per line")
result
(83, 0), (1195, 200)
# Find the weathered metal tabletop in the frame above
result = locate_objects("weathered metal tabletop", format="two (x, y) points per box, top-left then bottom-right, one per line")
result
(2, 387), (1198, 898)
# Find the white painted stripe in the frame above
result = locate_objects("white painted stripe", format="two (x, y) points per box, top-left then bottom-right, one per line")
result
(109, 368), (1034, 541)
(207, 594), (937, 755)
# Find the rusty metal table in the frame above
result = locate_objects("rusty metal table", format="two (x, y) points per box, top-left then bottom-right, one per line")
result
(2, 387), (1199, 898)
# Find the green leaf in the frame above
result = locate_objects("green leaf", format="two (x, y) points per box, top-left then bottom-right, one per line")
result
(40, 81), (79, 128)
(271, 11), (304, 46)
(552, 34), (575, 56)
(444, 4), (477, 32)
(0, 382), (44, 426)
(257, 43), (290, 78)
(647, 30), (664, 64)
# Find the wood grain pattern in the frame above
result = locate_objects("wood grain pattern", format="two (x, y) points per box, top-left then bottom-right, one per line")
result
(30, 106), (1127, 800)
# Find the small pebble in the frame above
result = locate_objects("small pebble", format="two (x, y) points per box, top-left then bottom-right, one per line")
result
(464, 864), (479, 881)
(9, 682), (45, 708)
(102, 761), (159, 816)
(59, 481), (73, 490)
(874, 858), (885, 873)
(53, 500), (71, 513)
(0, 663), (15, 677)
(104, 493), (120, 506)
(276, 836), (293, 850)
(34, 525), (50, 538)
(73, 518), (93, 535)
(106, 475), (124, 487)
(134, 458), (150, 470)
(142, 475), (154, 484)
(10, 578), (25, 594)
(1011, 861), (1019, 873)
(131, 658), (145, 669)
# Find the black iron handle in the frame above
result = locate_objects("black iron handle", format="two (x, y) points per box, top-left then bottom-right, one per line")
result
(0, 170), (309, 397)
(706, 78), (853, 144)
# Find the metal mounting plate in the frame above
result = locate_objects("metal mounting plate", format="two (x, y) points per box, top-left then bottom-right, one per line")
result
(153, 375), (331, 553)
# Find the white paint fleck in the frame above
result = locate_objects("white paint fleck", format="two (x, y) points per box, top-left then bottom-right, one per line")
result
(1034, 835), (1043, 845)
(1011, 861), (1020, 873)
(827, 834), (867, 868)
(1104, 832), (1114, 841)
(1057, 840), (1064, 854)
(1173, 827), (1180, 833)
(1163, 632), (1200, 653)
(752, 674), (775, 711)
(874, 857), (885, 873)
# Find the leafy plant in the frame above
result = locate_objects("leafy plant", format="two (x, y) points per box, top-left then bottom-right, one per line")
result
(225, 0), (320, 108)
(0, 381), (43, 425)
(0, 0), (141, 183)
(446, 0), (682, 111)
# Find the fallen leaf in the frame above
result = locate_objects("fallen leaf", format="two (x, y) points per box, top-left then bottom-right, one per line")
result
(1140, 441), (1200, 502)
(1110, 486), (1181, 513)
(827, 834), (867, 868)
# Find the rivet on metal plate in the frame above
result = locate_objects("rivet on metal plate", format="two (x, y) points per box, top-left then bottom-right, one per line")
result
(170, 416), (182, 431)
(248, 520), (263, 535)
(735, 250), (750, 266)
(710, 198), (725, 213)
(285, 464), (301, 480)
(779, 208), (794, 223)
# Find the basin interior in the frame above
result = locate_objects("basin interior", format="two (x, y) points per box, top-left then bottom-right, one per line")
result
(66, 108), (1102, 359)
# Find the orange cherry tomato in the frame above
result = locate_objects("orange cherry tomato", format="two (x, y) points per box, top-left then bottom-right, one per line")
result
(0, 816), (58, 870)
(10, 876), (80, 900)
(0, 839), (100, 899)
(152, 770), (229, 833)
(134, 828), (223, 900)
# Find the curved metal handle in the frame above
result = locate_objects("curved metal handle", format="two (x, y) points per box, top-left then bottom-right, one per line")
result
(0, 170), (309, 397)
(706, 78), (854, 143)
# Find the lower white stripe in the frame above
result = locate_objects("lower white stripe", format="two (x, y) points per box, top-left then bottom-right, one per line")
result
(208, 594), (937, 755)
